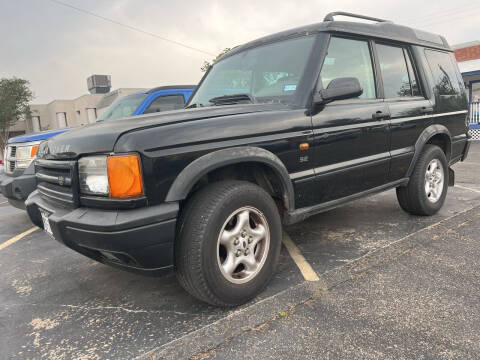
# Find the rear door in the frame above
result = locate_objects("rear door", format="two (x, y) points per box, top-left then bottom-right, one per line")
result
(310, 35), (390, 205)
(374, 42), (433, 181)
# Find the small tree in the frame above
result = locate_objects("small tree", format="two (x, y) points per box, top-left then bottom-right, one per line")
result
(0, 78), (33, 155)
(201, 48), (231, 72)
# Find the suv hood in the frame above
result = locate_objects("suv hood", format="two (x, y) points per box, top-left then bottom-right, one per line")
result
(37, 104), (281, 160)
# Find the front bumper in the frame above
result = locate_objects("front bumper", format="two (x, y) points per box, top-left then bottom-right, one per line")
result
(25, 191), (179, 276)
(0, 171), (37, 209)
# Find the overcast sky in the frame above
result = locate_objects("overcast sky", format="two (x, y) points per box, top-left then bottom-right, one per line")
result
(1, 0), (478, 104)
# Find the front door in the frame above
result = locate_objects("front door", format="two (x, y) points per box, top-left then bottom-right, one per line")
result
(310, 36), (391, 205)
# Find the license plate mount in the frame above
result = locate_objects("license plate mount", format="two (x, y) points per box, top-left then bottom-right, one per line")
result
(39, 209), (53, 237)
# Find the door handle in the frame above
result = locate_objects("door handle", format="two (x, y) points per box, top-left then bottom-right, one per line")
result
(372, 111), (389, 120)
(421, 106), (434, 114)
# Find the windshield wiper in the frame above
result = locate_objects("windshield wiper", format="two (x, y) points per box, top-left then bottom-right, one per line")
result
(208, 93), (255, 106)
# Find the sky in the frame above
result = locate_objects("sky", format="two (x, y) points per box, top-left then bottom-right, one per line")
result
(1, 0), (478, 104)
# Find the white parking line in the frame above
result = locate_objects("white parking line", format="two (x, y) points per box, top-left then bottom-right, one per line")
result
(455, 184), (480, 194)
(0, 227), (38, 251)
(0, 201), (8, 205)
(282, 232), (319, 282)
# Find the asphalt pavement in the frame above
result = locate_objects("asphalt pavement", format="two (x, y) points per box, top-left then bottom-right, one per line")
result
(0, 143), (479, 359)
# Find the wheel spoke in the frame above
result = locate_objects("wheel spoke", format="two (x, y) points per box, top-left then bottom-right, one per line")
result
(242, 253), (258, 273)
(221, 253), (238, 276)
(250, 224), (266, 247)
(220, 230), (235, 250)
(222, 209), (250, 243)
(235, 210), (250, 231)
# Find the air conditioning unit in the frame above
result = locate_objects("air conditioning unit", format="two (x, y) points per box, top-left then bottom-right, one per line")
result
(87, 75), (112, 94)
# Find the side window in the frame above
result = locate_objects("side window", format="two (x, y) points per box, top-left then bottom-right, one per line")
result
(404, 50), (421, 96)
(424, 49), (462, 96)
(320, 37), (376, 99)
(144, 95), (185, 114)
(376, 44), (418, 98)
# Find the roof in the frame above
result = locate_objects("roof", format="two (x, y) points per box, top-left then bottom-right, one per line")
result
(452, 41), (480, 50)
(146, 85), (196, 94)
(226, 12), (451, 59)
(458, 58), (480, 74)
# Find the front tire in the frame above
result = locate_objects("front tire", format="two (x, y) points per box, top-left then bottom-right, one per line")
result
(396, 144), (448, 216)
(175, 181), (282, 306)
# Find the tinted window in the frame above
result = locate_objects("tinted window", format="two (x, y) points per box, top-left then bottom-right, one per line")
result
(320, 37), (376, 99)
(425, 49), (462, 96)
(97, 94), (147, 121)
(376, 44), (414, 98)
(189, 36), (316, 106)
(144, 95), (185, 114)
(404, 51), (421, 96)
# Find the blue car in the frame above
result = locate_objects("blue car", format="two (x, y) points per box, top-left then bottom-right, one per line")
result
(0, 85), (195, 209)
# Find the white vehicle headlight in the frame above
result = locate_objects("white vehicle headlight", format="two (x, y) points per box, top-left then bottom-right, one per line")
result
(78, 155), (109, 195)
(13, 141), (41, 169)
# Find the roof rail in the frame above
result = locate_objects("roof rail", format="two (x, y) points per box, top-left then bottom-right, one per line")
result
(323, 11), (391, 23)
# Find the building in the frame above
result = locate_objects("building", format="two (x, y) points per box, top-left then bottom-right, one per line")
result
(21, 88), (145, 134)
(453, 41), (480, 140)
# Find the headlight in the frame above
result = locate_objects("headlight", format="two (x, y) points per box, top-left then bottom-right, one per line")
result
(13, 141), (41, 169)
(79, 156), (109, 195)
(79, 154), (144, 198)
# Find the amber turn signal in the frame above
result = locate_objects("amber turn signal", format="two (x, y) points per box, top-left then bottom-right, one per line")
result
(299, 143), (309, 151)
(30, 145), (39, 158)
(107, 154), (144, 198)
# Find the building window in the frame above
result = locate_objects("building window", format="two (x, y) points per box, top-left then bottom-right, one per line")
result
(31, 116), (41, 132)
(56, 112), (67, 128)
(86, 108), (97, 123)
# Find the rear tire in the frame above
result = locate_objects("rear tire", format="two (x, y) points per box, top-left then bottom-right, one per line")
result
(396, 144), (448, 216)
(175, 180), (282, 306)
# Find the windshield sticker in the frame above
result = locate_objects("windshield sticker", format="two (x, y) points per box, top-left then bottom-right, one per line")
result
(283, 84), (297, 92)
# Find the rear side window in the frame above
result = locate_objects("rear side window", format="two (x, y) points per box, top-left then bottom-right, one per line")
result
(424, 49), (462, 96)
(320, 37), (376, 99)
(144, 95), (185, 114)
(376, 44), (420, 98)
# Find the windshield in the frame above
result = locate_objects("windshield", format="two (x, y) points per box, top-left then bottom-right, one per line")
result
(189, 36), (316, 107)
(97, 93), (147, 121)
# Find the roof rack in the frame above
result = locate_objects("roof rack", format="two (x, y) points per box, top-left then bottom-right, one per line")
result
(323, 11), (391, 23)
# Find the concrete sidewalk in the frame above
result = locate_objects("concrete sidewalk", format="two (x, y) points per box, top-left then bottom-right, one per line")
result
(198, 205), (480, 360)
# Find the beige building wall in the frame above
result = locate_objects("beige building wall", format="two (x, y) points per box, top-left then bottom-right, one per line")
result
(23, 88), (145, 135)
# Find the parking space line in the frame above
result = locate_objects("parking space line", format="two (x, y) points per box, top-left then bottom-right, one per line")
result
(282, 232), (319, 282)
(455, 184), (480, 194)
(0, 201), (8, 205)
(0, 227), (38, 251)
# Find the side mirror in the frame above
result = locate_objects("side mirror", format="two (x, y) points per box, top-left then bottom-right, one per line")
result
(314, 77), (363, 104)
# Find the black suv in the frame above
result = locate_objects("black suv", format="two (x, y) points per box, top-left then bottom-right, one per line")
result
(26, 12), (471, 306)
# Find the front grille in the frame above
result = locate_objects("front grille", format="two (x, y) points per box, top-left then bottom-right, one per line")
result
(9, 146), (17, 158)
(8, 160), (15, 173)
(35, 159), (78, 207)
(5, 145), (17, 174)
